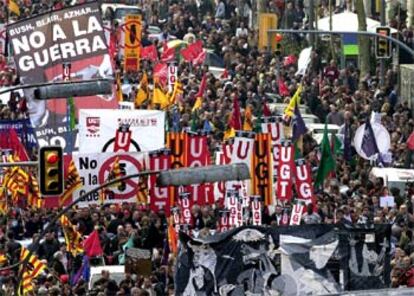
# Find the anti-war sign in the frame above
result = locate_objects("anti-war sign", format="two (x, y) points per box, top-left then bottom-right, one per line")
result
(8, 3), (116, 153)
(8, 2), (107, 82)
(71, 152), (148, 207)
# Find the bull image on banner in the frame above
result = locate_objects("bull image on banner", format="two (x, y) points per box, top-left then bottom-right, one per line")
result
(71, 152), (148, 207)
(79, 109), (165, 153)
(7, 2), (116, 152)
(123, 15), (142, 72)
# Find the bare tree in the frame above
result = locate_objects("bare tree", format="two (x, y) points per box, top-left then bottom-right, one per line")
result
(355, 0), (371, 82)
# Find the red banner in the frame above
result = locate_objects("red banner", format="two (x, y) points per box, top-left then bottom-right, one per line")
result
(230, 132), (254, 195)
(213, 142), (233, 203)
(261, 117), (284, 179)
(172, 207), (181, 234)
(276, 140), (294, 203)
(251, 196), (262, 226)
(295, 159), (317, 207)
(218, 210), (230, 232)
(178, 192), (193, 227)
(149, 149), (171, 215)
(185, 132), (213, 205)
(225, 190), (242, 227)
(252, 133), (273, 205)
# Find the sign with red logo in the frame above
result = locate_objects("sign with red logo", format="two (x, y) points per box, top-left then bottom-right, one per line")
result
(86, 117), (101, 136)
(290, 203), (304, 225)
(79, 109), (165, 153)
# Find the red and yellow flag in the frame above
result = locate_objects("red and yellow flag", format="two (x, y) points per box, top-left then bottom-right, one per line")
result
(19, 246), (46, 295)
(60, 215), (84, 257)
(27, 175), (44, 209)
(59, 159), (82, 206)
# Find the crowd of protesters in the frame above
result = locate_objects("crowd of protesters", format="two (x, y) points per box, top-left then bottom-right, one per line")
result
(0, 0), (414, 295)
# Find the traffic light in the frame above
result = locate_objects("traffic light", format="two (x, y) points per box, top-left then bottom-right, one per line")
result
(275, 34), (283, 55)
(376, 27), (391, 59)
(39, 146), (64, 196)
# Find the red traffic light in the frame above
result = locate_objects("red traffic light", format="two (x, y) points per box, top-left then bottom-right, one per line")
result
(275, 34), (283, 42)
(46, 153), (59, 164)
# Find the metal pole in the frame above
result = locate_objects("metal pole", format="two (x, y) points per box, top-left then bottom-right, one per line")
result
(309, 0), (315, 47)
(0, 78), (113, 99)
(0, 161), (38, 167)
(266, 29), (414, 57)
(380, 0), (386, 85)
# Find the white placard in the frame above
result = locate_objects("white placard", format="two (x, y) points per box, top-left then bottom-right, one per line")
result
(72, 151), (148, 207)
(78, 109), (165, 153)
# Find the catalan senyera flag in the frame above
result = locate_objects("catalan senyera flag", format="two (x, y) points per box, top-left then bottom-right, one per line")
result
(152, 82), (170, 109)
(60, 215), (84, 257)
(59, 159), (82, 206)
(0, 200), (7, 215)
(136, 175), (148, 204)
(19, 246), (46, 295)
(27, 175), (44, 209)
(3, 166), (29, 202)
(168, 80), (184, 105)
(168, 217), (178, 255)
(135, 73), (149, 107)
(243, 105), (253, 131)
(108, 156), (123, 187)
(116, 74), (123, 102)
(284, 83), (302, 118)
(7, 0), (20, 16)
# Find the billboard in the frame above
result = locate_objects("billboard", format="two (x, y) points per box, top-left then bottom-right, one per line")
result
(8, 2), (107, 82)
(78, 109), (165, 153)
(8, 2), (117, 153)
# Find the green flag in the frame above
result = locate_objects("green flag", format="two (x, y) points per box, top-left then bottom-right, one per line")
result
(331, 133), (343, 155)
(190, 110), (198, 132)
(315, 122), (335, 186)
(68, 97), (76, 130)
(118, 236), (134, 264)
(294, 141), (302, 160)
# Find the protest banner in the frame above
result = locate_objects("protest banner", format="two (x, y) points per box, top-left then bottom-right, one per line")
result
(71, 152), (148, 207)
(123, 15), (142, 72)
(0, 118), (37, 153)
(78, 109), (165, 153)
(7, 2), (117, 153)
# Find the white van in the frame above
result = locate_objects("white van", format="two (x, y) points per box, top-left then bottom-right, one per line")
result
(88, 265), (126, 290)
(307, 123), (340, 144)
(369, 167), (414, 192)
